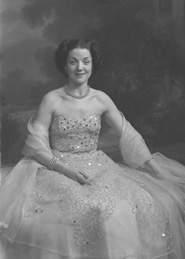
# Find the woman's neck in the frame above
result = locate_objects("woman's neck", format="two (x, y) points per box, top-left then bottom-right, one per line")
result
(66, 82), (89, 95)
(63, 81), (91, 99)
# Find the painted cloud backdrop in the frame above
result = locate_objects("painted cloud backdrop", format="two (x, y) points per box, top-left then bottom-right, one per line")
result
(1, 0), (185, 107)
(1, 0), (109, 106)
(1, 0), (185, 164)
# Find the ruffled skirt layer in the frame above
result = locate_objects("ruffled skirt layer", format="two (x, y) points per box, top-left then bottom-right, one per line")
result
(0, 151), (185, 259)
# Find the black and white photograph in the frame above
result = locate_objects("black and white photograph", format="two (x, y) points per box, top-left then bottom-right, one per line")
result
(1, 1), (185, 258)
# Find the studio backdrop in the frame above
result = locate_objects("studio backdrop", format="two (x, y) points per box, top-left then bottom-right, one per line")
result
(1, 0), (185, 165)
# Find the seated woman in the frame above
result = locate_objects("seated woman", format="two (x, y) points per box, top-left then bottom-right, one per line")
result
(0, 39), (185, 259)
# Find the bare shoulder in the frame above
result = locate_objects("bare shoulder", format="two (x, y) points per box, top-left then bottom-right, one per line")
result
(92, 89), (112, 103)
(92, 89), (115, 109)
(41, 89), (61, 105)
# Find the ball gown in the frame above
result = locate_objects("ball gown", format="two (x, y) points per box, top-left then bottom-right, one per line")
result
(0, 113), (185, 259)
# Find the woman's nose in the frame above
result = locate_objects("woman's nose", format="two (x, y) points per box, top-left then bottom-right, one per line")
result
(77, 62), (83, 70)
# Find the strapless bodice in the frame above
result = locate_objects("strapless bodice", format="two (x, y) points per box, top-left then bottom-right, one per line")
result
(49, 114), (101, 153)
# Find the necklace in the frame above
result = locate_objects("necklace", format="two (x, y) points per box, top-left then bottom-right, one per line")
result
(64, 85), (90, 99)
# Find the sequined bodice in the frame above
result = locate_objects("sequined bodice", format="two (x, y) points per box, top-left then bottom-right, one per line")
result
(49, 114), (101, 153)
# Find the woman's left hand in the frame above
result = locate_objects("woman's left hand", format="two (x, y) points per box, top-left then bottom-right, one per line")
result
(145, 158), (162, 178)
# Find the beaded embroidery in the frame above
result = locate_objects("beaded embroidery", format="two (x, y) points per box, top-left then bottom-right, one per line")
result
(49, 114), (101, 153)
(22, 114), (173, 256)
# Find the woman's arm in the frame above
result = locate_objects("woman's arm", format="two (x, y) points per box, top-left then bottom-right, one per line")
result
(98, 91), (123, 138)
(144, 158), (163, 177)
(98, 91), (154, 169)
(25, 92), (90, 184)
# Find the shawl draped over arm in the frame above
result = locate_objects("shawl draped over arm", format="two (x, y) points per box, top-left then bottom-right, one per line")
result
(0, 112), (185, 243)
(119, 113), (185, 191)
(0, 116), (53, 242)
(119, 114), (152, 168)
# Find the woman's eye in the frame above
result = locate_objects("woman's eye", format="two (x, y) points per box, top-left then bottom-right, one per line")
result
(84, 60), (90, 64)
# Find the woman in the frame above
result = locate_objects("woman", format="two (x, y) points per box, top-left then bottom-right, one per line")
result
(0, 39), (185, 259)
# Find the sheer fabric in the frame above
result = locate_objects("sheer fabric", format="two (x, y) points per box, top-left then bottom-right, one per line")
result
(0, 113), (185, 259)
(119, 114), (152, 168)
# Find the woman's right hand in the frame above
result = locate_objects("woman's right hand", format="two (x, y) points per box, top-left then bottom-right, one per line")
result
(66, 167), (91, 185)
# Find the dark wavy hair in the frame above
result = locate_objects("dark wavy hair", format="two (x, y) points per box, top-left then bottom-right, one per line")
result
(55, 39), (102, 77)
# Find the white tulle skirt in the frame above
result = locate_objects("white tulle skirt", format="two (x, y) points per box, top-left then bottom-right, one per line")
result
(0, 151), (185, 259)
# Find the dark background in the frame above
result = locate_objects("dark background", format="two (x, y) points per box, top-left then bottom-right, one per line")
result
(1, 0), (185, 165)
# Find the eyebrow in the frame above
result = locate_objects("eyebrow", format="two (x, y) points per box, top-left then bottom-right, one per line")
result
(68, 57), (91, 60)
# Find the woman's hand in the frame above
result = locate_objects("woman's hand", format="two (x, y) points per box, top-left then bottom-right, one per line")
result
(145, 158), (162, 178)
(76, 171), (91, 185)
(65, 167), (91, 185)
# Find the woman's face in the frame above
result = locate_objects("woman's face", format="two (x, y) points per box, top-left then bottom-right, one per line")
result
(66, 48), (92, 85)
